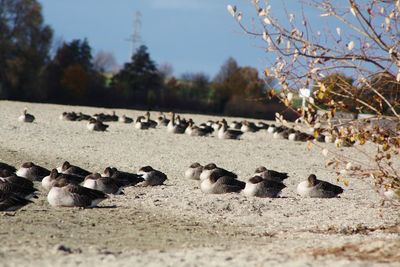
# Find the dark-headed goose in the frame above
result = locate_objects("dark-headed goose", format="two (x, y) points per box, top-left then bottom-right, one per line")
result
(297, 174), (343, 198)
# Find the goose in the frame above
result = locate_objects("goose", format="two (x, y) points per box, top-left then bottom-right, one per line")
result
(109, 111), (119, 122)
(87, 118), (109, 131)
(42, 169), (84, 191)
(200, 172), (245, 194)
(134, 116), (150, 130)
(0, 172), (34, 189)
(0, 192), (33, 211)
(256, 122), (269, 130)
(176, 115), (189, 129)
(243, 176), (286, 198)
(297, 174), (343, 198)
(16, 162), (50, 181)
(137, 166), (167, 186)
(267, 124), (276, 134)
(119, 114), (133, 123)
(76, 112), (91, 121)
(199, 163), (237, 181)
(288, 130), (313, 142)
(59, 161), (91, 177)
(273, 126), (289, 139)
(240, 120), (259, 133)
(185, 120), (210, 137)
(229, 121), (242, 130)
(0, 178), (38, 200)
(144, 112), (157, 128)
(59, 112), (77, 121)
(0, 162), (16, 173)
(18, 108), (35, 123)
(167, 113), (186, 134)
(218, 121), (243, 140)
(184, 163), (203, 180)
(83, 173), (125, 195)
(47, 180), (108, 208)
(157, 112), (170, 126)
(103, 167), (144, 187)
(254, 166), (289, 182)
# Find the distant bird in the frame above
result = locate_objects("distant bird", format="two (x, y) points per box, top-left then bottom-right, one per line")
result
(83, 173), (125, 195)
(58, 161), (91, 177)
(167, 113), (186, 134)
(87, 118), (109, 131)
(254, 166), (289, 182)
(1, 172), (35, 189)
(157, 112), (170, 126)
(267, 124), (276, 134)
(18, 108), (35, 123)
(42, 169), (83, 191)
(137, 166), (167, 186)
(144, 111), (158, 128)
(243, 176), (286, 198)
(229, 121), (242, 130)
(297, 174), (343, 198)
(288, 130), (313, 142)
(218, 121), (243, 140)
(16, 162), (50, 181)
(200, 172), (245, 194)
(76, 112), (91, 121)
(199, 163), (237, 181)
(256, 122), (269, 130)
(185, 120), (210, 137)
(185, 162), (203, 180)
(103, 167), (144, 187)
(134, 116), (151, 130)
(0, 192), (33, 211)
(59, 112), (77, 121)
(0, 162), (16, 173)
(47, 180), (108, 208)
(119, 114), (134, 123)
(240, 120), (259, 133)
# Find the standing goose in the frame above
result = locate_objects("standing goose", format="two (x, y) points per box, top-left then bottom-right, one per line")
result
(42, 169), (84, 191)
(83, 173), (125, 195)
(0, 191), (33, 211)
(200, 172), (245, 194)
(297, 174), (344, 198)
(103, 167), (144, 187)
(137, 166), (167, 186)
(167, 113), (186, 134)
(0, 162), (16, 173)
(18, 108), (35, 123)
(119, 114), (134, 123)
(218, 121), (243, 140)
(185, 163), (203, 180)
(199, 163), (237, 181)
(254, 166), (289, 182)
(16, 162), (50, 181)
(59, 161), (91, 177)
(87, 118), (109, 131)
(47, 179), (108, 208)
(243, 176), (286, 198)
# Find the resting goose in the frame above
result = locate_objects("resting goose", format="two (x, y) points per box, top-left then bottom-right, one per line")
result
(87, 118), (109, 131)
(199, 163), (237, 181)
(185, 163), (203, 180)
(137, 166), (167, 186)
(254, 166), (289, 182)
(103, 167), (144, 187)
(157, 112), (170, 126)
(144, 112), (157, 128)
(240, 120), (259, 133)
(0, 178), (38, 200)
(243, 176), (286, 198)
(134, 116), (151, 130)
(42, 169), (84, 191)
(218, 121), (243, 140)
(119, 114), (133, 123)
(16, 162), (50, 181)
(0, 192), (33, 211)
(59, 161), (91, 177)
(167, 113), (186, 134)
(0, 162), (16, 173)
(18, 108), (35, 123)
(297, 174), (343, 198)
(200, 172), (245, 194)
(83, 173), (125, 195)
(47, 179), (108, 208)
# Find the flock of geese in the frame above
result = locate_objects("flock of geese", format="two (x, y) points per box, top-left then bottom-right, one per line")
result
(0, 159), (346, 212)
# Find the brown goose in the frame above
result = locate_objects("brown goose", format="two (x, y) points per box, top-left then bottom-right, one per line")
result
(16, 162), (50, 181)
(83, 173), (125, 195)
(59, 161), (91, 177)
(167, 113), (186, 134)
(103, 167), (144, 187)
(87, 118), (109, 131)
(254, 166), (289, 182)
(0, 191), (33, 211)
(0, 178), (38, 200)
(218, 121), (243, 140)
(184, 162), (203, 180)
(137, 166), (167, 186)
(199, 163), (237, 181)
(0, 162), (17, 173)
(200, 172), (245, 194)
(18, 108), (35, 123)
(243, 176), (286, 198)
(47, 179), (108, 207)
(297, 174), (343, 198)
(42, 169), (84, 191)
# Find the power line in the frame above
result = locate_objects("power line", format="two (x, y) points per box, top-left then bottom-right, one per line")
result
(126, 11), (142, 59)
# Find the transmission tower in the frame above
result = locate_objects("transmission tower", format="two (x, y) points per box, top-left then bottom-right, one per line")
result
(126, 11), (142, 59)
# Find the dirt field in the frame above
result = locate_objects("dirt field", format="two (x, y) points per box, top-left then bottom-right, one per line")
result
(0, 100), (399, 267)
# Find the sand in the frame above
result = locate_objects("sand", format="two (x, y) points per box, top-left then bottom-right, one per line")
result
(0, 100), (399, 267)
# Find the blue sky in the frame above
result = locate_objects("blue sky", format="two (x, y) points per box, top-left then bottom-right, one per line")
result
(38, 0), (326, 78)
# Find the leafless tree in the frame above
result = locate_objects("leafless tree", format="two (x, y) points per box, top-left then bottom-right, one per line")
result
(93, 50), (118, 73)
(228, 0), (400, 201)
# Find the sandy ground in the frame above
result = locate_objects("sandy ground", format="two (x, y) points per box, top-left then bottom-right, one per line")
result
(0, 100), (399, 267)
